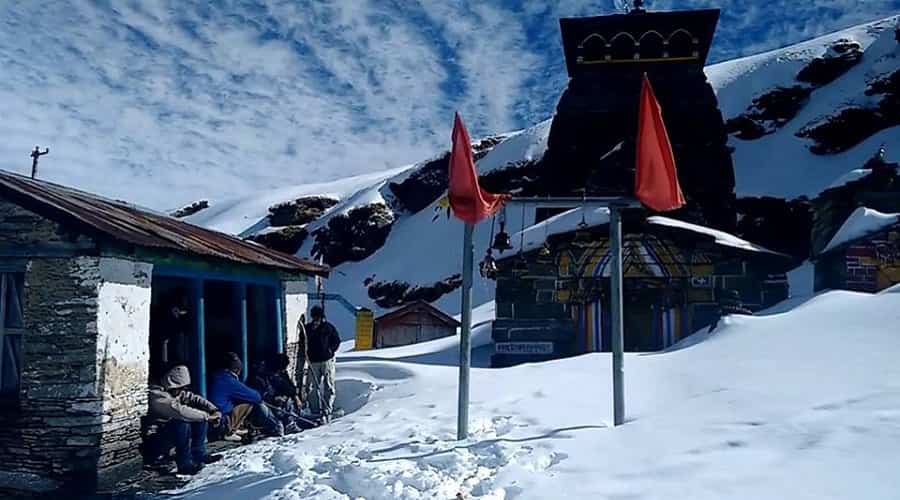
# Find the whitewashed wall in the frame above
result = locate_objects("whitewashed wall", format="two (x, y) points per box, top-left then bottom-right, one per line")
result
(283, 279), (308, 346)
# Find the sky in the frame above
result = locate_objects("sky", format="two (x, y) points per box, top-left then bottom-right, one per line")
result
(1, 0), (898, 209)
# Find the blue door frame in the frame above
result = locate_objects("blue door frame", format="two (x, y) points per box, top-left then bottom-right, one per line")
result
(154, 268), (284, 396)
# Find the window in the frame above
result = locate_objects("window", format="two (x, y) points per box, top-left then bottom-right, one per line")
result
(0, 272), (25, 397)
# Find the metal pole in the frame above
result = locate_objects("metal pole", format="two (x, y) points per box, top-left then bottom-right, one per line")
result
(457, 222), (474, 440)
(610, 204), (625, 425)
(192, 279), (207, 397)
(236, 283), (249, 382)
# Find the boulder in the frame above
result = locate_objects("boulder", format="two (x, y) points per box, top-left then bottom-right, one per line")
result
(366, 275), (462, 309)
(388, 136), (506, 214)
(796, 39), (863, 86)
(268, 196), (338, 227)
(246, 226), (308, 255)
(312, 203), (394, 267)
(726, 86), (813, 140)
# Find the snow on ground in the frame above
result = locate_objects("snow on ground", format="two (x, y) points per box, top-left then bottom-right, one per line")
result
(822, 207), (900, 253)
(707, 15), (900, 199)
(166, 290), (900, 500)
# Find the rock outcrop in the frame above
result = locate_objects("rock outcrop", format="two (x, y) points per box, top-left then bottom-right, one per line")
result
(366, 275), (462, 309)
(312, 203), (395, 267)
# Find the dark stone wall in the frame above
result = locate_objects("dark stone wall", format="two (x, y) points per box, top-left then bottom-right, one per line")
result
(0, 257), (103, 492)
(0, 254), (150, 494)
(541, 66), (737, 232)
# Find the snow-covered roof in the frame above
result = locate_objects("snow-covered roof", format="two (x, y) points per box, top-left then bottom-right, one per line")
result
(821, 207), (900, 254)
(498, 207), (781, 259)
(646, 216), (779, 254)
(825, 168), (872, 191)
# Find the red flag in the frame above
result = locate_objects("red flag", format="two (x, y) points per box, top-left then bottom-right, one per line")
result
(635, 74), (685, 212)
(448, 113), (508, 224)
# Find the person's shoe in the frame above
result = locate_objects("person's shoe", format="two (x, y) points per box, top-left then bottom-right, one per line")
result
(223, 433), (243, 442)
(176, 462), (204, 476)
(285, 421), (302, 434)
(202, 454), (223, 465)
(144, 459), (176, 475)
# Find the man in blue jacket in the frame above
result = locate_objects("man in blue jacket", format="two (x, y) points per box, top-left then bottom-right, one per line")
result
(208, 352), (283, 439)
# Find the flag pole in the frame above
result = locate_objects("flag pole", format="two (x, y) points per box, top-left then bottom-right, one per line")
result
(609, 201), (626, 426)
(457, 222), (475, 440)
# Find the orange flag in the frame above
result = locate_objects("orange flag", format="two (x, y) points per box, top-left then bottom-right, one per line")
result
(635, 74), (685, 212)
(448, 113), (509, 224)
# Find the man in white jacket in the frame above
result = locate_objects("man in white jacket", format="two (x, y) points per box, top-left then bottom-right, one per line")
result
(146, 365), (223, 475)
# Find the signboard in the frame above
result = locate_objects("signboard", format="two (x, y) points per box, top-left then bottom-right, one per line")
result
(690, 276), (712, 288)
(355, 309), (374, 351)
(495, 342), (554, 355)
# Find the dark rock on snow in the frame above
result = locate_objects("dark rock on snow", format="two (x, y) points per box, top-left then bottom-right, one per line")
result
(388, 136), (505, 214)
(367, 275), (463, 309)
(312, 203), (394, 267)
(246, 226), (308, 255)
(170, 200), (209, 218)
(796, 39), (863, 86)
(268, 196), (338, 227)
(726, 86), (813, 140)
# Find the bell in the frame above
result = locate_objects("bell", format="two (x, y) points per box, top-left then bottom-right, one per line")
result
(479, 250), (498, 279)
(492, 230), (513, 253)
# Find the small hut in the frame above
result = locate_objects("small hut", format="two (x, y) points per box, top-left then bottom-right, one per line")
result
(813, 207), (900, 292)
(0, 170), (327, 495)
(374, 301), (460, 349)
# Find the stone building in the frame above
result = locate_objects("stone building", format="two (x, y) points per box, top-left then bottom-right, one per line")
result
(0, 170), (327, 495)
(374, 301), (460, 349)
(540, 7), (736, 231)
(813, 207), (900, 293)
(491, 209), (792, 367)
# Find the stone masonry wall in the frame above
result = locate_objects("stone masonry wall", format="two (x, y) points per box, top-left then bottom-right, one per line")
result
(0, 256), (153, 494)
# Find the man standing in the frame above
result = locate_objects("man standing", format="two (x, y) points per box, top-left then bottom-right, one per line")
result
(305, 305), (341, 423)
(146, 365), (223, 475)
(209, 352), (284, 439)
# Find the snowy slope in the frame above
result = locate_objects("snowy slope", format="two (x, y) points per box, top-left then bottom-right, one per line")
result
(192, 17), (900, 331)
(171, 289), (900, 499)
(708, 16), (900, 198)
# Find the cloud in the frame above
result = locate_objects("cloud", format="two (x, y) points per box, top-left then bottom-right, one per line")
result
(0, 0), (896, 209)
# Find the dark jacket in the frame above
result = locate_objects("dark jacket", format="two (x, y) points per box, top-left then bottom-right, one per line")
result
(306, 320), (341, 363)
(208, 369), (262, 415)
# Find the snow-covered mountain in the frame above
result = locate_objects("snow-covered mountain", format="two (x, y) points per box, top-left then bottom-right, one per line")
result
(189, 16), (900, 335)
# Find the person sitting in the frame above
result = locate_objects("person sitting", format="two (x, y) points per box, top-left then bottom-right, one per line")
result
(208, 352), (284, 440)
(145, 365), (223, 475)
(259, 353), (307, 433)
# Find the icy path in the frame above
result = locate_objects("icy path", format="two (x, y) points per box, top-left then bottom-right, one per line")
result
(168, 291), (900, 499)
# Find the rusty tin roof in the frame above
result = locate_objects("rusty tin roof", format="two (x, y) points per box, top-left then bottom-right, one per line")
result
(0, 170), (328, 276)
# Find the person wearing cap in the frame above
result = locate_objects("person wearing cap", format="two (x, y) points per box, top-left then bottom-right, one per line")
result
(304, 305), (341, 423)
(208, 352), (284, 438)
(146, 365), (223, 475)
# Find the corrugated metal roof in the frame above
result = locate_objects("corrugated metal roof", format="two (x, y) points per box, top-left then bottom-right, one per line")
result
(375, 301), (461, 327)
(0, 170), (328, 276)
